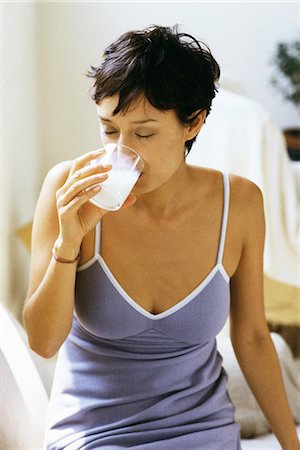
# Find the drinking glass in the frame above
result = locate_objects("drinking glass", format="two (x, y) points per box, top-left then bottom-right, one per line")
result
(88, 143), (144, 211)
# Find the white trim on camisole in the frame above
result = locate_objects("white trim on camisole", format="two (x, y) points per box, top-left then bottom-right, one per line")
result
(76, 171), (230, 320)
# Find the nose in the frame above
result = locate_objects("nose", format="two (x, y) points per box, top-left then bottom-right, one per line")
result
(113, 140), (145, 172)
(115, 138), (142, 157)
(102, 133), (144, 170)
(116, 137), (135, 150)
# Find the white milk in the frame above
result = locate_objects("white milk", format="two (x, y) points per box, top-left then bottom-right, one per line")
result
(89, 167), (140, 211)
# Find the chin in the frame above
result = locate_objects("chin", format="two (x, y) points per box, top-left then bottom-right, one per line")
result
(132, 174), (145, 189)
(132, 184), (159, 197)
(132, 179), (151, 195)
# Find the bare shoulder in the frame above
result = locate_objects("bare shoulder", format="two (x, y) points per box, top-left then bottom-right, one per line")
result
(189, 165), (265, 246)
(44, 160), (74, 186)
(228, 172), (263, 203)
(224, 172), (265, 247)
(189, 165), (264, 208)
(32, 160), (74, 227)
(31, 159), (75, 250)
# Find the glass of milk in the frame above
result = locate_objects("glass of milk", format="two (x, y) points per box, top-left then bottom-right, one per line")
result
(88, 143), (144, 211)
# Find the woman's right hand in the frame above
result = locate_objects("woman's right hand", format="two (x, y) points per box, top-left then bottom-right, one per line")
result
(55, 149), (137, 246)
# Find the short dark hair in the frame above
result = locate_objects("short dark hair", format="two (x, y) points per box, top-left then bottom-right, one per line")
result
(86, 24), (220, 157)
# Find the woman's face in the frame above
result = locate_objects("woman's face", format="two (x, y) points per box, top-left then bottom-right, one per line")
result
(95, 93), (194, 195)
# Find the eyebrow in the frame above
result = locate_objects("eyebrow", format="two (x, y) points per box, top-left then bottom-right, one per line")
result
(97, 115), (159, 124)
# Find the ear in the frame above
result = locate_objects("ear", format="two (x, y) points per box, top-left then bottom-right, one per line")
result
(183, 109), (207, 141)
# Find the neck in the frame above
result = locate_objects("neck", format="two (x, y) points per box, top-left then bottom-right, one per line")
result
(133, 160), (193, 222)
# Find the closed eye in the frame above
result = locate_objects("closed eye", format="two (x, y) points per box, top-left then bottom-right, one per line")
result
(103, 131), (154, 139)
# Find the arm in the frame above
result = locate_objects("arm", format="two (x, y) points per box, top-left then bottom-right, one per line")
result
(23, 150), (131, 358)
(229, 177), (300, 450)
(23, 161), (82, 358)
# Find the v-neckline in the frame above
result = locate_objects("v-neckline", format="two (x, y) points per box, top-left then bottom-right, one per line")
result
(77, 171), (230, 320)
(96, 254), (229, 320)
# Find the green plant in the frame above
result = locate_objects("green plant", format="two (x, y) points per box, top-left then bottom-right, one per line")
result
(270, 39), (300, 118)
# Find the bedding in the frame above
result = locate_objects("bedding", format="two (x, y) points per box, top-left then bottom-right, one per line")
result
(217, 332), (300, 440)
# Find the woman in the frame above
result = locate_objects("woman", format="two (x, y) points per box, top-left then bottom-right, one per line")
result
(23, 25), (299, 449)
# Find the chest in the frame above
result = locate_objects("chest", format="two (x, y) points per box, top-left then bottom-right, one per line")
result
(99, 209), (240, 315)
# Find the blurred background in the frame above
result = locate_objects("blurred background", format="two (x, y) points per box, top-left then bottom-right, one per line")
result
(2, 0), (299, 332)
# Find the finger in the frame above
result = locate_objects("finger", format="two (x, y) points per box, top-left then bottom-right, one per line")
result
(56, 162), (109, 203)
(62, 163), (112, 196)
(61, 183), (104, 214)
(68, 148), (106, 179)
(58, 173), (109, 208)
(69, 160), (112, 183)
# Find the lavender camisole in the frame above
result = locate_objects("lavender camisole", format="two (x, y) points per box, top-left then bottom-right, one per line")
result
(44, 171), (242, 449)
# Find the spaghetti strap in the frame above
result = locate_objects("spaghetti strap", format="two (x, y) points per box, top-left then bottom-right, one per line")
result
(217, 172), (230, 266)
(76, 222), (101, 272)
(95, 220), (101, 258)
